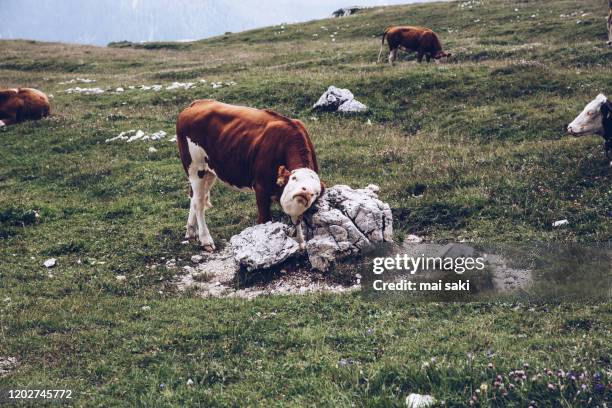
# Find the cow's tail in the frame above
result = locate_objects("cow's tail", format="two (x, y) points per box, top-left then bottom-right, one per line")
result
(377, 28), (389, 63)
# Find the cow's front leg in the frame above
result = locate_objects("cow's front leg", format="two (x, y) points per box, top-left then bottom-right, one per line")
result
(417, 51), (424, 63)
(190, 171), (217, 251)
(255, 188), (271, 224)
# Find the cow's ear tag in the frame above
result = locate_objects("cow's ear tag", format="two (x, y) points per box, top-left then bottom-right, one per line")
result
(276, 165), (291, 187)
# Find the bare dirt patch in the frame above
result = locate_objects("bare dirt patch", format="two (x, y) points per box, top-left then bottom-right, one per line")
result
(176, 246), (359, 299)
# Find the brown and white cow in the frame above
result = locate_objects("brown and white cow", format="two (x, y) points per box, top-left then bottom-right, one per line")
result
(567, 93), (612, 166)
(0, 88), (50, 126)
(377, 26), (451, 65)
(176, 99), (323, 251)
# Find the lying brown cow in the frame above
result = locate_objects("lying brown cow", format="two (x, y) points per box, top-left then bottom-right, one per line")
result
(0, 88), (50, 126)
(378, 26), (451, 65)
(176, 99), (323, 251)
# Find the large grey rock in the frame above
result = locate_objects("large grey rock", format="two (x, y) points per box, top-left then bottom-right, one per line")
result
(303, 184), (393, 271)
(230, 222), (301, 271)
(313, 86), (368, 113)
(337, 99), (368, 113)
(226, 185), (392, 272)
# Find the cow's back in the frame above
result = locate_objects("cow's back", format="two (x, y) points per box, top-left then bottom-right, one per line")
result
(177, 99), (308, 190)
(386, 26), (441, 53)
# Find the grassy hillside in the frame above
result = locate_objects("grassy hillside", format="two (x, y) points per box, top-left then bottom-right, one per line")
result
(0, 0), (610, 406)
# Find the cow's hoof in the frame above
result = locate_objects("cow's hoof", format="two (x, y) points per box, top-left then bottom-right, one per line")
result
(185, 226), (197, 239)
(202, 243), (216, 252)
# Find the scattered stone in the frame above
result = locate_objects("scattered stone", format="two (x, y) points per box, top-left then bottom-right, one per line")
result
(105, 129), (168, 143)
(552, 219), (569, 227)
(59, 78), (96, 84)
(181, 240), (189, 245)
(405, 394), (436, 408)
(139, 84), (162, 91)
(313, 85), (368, 113)
(115, 87), (124, 92)
(0, 356), (18, 377)
(191, 255), (203, 263)
(116, 275), (127, 282)
(43, 258), (56, 268)
(148, 146), (158, 153)
(65, 87), (105, 95)
(230, 222), (301, 271)
(404, 234), (423, 243)
(166, 82), (195, 90)
(141, 305), (151, 311)
(187, 378), (194, 386)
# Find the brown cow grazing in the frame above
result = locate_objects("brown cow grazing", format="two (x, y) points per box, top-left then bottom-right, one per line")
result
(176, 99), (323, 251)
(0, 88), (50, 126)
(377, 26), (451, 65)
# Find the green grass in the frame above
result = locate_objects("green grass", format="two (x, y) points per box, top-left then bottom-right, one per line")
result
(0, 0), (610, 405)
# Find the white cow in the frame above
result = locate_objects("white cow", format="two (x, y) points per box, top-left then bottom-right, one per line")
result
(567, 93), (612, 165)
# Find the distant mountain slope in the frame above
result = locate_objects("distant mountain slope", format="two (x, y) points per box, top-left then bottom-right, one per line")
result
(0, 0), (436, 46)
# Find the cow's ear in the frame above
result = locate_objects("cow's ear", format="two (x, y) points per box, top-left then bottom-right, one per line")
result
(320, 181), (326, 195)
(276, 165), (291, 187)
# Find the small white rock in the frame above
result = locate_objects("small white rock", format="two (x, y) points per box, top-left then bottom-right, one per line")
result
(148, 146), (158, 153)
(552, 219), (569, 227)
(116, 275), (127, 281)
(405, 234), (423, 243)
(43, 258), (57, 268)
(191, 255), (203, 263)
(181, 240), (189, 245)
(141, 306), (151, 311)
(406, 393), (436, 408)
(187, 378), (194, 386)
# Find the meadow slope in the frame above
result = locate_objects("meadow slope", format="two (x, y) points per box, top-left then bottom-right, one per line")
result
(0, 0), (610, 406)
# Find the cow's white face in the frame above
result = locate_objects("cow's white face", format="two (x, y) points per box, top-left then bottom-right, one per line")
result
(567, 94), (607, 136)
(280, 168), (322, 221)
